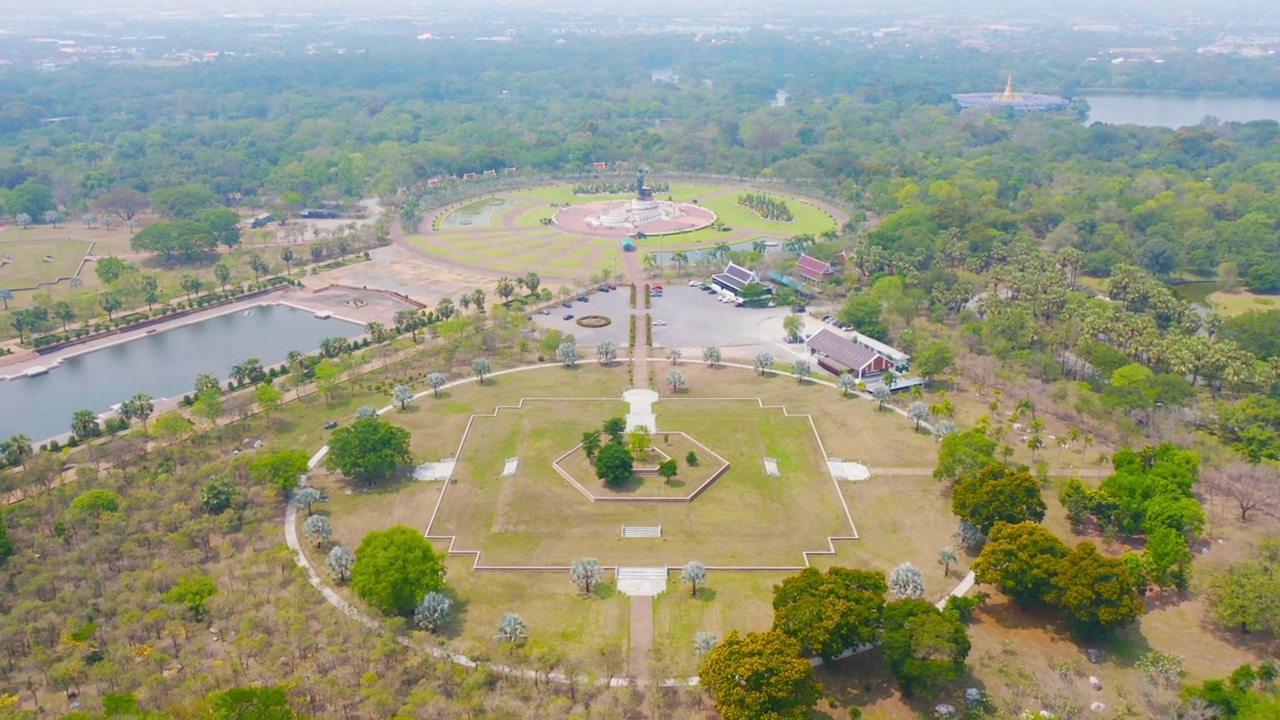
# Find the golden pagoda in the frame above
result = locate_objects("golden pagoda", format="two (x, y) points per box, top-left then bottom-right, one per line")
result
(997, 74), (1022, 102)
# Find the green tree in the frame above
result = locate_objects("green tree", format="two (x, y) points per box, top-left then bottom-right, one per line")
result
(255, 382), (284, 424)
(0, 511), (14, 562)
(581, 430), (602, 462)
(1047, 542), (1144, 638)
(1206, 539), (1280, 636)
(71, 408), (100, 439)
(67, 489), (122, 518)
(5, 181), (55, 219)
(914, 341), (955, 384)
(602, 417), (627, 443)
(595, 442), (633, 487)
(1144, 525), (1192, 591)
(934, 427), (997, 483)
(95, 188), (149, 222)
(772, 566), (886, 661)
(3, 434), (33, 470)
(350, 525), (447, 616)
(200, 207), (242, 249)
(324, 417), (412, 485)
(699, 630), (822, 720)
(208, 686), (301, 720)
(200, 478), (238, 515)
(163, 572), (218, 619)
(881, 599), (971, 698)
(129, 220), (217, 259)
(782, 314), (804, 343)
(151, 184), (219, 220)
(952, 464), (1047, 534)
(94, 255), (133, 285)
(972, 521), (1069, 608)
(658, 459), (678, 484)
(839, 295), (889, 341)
(214, 261), (233, 291)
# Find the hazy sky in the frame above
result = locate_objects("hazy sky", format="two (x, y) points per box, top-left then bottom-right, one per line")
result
(5, 0), (1279, 15)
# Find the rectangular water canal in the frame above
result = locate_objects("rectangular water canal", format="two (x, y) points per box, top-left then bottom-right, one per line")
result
(0, 303), (363, 444)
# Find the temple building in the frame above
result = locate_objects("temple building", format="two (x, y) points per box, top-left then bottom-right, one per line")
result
(952, 75), (1069, 111)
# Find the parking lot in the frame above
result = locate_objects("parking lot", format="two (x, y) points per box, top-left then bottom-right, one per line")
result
(531, 283), (807, 360)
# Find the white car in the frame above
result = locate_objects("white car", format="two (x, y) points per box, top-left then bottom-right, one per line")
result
(688, 280), (700, 286)
(653, 319), (667, 326)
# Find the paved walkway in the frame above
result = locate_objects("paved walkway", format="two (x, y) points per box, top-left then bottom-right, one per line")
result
(629, 596), (654, 683)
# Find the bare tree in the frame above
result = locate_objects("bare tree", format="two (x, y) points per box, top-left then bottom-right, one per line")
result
(1203, 463), (1279, 522)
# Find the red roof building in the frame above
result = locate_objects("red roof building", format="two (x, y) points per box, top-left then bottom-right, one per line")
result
(795, 253), (836, 283)
(805, 328), (894, 378)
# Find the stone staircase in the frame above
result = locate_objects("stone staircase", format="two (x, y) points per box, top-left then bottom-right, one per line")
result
(616, 567), (669, 596)
(621, 525), (662, 538)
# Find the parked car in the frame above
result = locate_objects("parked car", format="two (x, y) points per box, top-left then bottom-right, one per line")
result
(324, 420), (339, 430)
(608, 284), (617, 290)
(563, 314), (575, 320)
(653, 319), (667, 326)
(563, 302), (573, 308)
(792, 305), (807, 313)
(578, 296), (589, 302)
(599, 286), (610, 292)
(539, 309), (551, 315)
(688, 280), (700, 287)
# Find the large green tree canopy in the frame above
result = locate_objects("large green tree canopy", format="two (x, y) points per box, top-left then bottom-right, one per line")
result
(698, 630), (822, 720)
(771, 566), (886, 661)
(952, 464), (1047, 534)
(324, 417), (412, 485)
(349, 525), (446, 616)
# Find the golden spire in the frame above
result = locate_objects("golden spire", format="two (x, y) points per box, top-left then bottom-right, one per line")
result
(998, 74), (1021, 102)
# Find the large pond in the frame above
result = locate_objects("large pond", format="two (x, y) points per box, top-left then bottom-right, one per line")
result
(1081, 94), (1280, 128)
(0, 303), (362, 443)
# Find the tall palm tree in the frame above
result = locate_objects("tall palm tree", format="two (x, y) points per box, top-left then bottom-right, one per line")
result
(751, 239), (768, 255)
(711, 242), (731, 261)
(672, 251), (689, 272)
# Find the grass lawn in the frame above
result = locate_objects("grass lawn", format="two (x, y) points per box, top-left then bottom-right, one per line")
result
(0, 237), (87, 288)
(439, 558), (631, 663)
(427, 395), (850, 567)
(1207, 289), (1278, 317)
(653, 571), (782, 675)
(699, 193), (835, 237)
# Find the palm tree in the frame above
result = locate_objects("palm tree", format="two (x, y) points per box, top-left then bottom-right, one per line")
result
(365, 321), (387, 343)
(280, 248), (294, 274)
(53, 300), (75, 331)
(751, 239), (768, 255)
(681, 561), (708, 597)
(938, 547), (957, 577)
(71, 409), (99, 439)
(121, 393), (154, 432)
(643, 253), (659, 273)
(711, 242), (731, 261)
(495, 613), (526, 644)
(672, 250), (689, 272)
(0, 289), (11, 310)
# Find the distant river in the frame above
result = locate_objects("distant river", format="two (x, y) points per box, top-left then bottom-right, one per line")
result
(1081, 94), (1280, 128)
(0, 304), (362, 443)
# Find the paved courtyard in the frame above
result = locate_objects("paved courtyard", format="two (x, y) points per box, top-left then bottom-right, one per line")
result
(531, 284), (808, 361)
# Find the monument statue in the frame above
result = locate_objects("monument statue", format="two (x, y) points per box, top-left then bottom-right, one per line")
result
(636, 167), (647, 197)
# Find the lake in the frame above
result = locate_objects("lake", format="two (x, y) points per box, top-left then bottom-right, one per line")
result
(0, 303), (362, 443)
(1081, 94), (1280, 128)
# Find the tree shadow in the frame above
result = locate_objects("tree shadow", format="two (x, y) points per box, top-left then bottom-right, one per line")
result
(690, 587), (717, 602)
